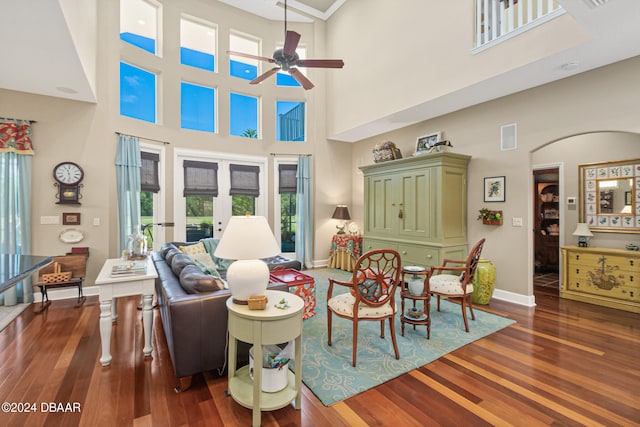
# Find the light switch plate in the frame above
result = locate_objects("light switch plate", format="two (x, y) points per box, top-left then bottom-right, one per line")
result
(512, 217), (523, 227)
(567, 197), (576, 205)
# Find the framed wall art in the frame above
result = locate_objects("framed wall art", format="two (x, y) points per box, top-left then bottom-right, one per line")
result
(63, 212), (81, 225)
(415, 132), (441, 155)
(483, 176), (506, 202)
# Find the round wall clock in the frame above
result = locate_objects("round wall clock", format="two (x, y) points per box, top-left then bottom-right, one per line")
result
(53, 162), (84, 204)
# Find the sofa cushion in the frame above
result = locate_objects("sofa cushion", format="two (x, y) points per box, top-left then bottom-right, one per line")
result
(179, 242), (207, 256)
(179, 264), (224, 293)
(190, 253), (229, 289)
(165, 248), (181, 265)
(171, 253), (195, 276)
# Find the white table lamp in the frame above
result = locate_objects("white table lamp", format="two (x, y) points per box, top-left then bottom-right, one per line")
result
(572, 223), (593, 247)
(214, 215), (280, 304)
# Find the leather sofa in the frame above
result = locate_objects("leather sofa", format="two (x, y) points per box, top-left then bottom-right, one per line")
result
(152, 240), (300, 392)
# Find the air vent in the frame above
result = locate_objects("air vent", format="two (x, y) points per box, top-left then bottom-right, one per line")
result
(501, 123), (517, 151)
(583, 0), (610, 8)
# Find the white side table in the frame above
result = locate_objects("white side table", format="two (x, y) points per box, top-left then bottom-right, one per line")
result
(226, 290), (303, 427)
(95, 257), (157, 366)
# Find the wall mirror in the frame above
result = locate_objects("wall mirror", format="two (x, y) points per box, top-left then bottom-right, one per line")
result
(579, 158), (640, 233)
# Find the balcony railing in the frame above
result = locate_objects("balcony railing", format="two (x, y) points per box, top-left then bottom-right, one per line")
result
(475, 0), (564, 51)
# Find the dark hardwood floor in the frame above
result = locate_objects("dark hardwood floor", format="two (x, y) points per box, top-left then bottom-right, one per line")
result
(0, 280), (638, 426)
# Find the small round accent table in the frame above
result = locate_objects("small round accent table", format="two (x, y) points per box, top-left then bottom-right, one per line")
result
(400, 266), (431, 339)
(226, 290), (304, 427)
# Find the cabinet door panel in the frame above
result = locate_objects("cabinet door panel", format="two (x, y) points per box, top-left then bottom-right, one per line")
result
(366, 176), (396, 236)
(398, 171), (431, 239)
(441, 168), (467, 241)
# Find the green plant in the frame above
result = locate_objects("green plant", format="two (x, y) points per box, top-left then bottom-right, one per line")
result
(477, 208), (502, 221)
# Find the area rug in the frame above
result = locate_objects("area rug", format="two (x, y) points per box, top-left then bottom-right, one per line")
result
(300, 268), (515, 406)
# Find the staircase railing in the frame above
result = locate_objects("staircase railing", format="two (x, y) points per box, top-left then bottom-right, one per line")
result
(475, 0), (564, 51)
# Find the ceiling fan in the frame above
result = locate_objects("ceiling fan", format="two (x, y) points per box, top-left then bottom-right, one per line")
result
(226, 0), (344, 90)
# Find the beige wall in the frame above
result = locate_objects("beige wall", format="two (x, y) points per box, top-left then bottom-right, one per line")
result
(2, 0), (639, 304)
(350, 56), (640, 302)
(325, 0), (590, 138)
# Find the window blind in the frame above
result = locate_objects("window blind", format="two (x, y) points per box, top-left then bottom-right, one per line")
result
(183, 160), (218, 197)
(229, 164), (260, 196)
(140, 152), (160, 193)
(278, 164), (297, 194)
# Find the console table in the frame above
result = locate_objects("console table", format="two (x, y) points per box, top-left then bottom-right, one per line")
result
(95, 257), (158, 366)
(226, 290), (303, 427)
(561, 246), (639, 313)
(328, 234), (363, 272)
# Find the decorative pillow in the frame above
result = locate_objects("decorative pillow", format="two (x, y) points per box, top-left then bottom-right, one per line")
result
(179, 242), (207, 256)
(179, 264), (224, 294)
(200, 237), (234, 270)
(171, 253), (195, 277)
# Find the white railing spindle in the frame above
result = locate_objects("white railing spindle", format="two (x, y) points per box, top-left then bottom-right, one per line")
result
(475, 0), (564, 49)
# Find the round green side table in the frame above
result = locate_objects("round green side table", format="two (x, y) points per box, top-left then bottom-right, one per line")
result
(472, 259), (496, 304)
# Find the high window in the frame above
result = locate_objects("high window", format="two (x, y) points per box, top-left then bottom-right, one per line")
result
(276, 101), (305, 141)
(229, 33), (259, 81)
(230, 93), (259, 138)
(181, 82), (215, 132)
(120, 0), (160, 54)
(180, 17), (216, 72)
(120, 62), (157, 123)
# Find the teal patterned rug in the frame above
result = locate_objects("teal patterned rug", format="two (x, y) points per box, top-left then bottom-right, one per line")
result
(300, 268), (515, 406)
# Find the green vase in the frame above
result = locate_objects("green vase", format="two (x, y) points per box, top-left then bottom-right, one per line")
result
(472, 259), (496, 304)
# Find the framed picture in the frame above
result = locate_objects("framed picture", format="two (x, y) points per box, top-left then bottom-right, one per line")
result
(484, 176), (506, 202)
(415, 132), (441, 155)
(63, 212), (81, 225)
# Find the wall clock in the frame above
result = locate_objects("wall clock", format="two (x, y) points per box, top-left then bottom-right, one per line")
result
(53, 161), (84, 204)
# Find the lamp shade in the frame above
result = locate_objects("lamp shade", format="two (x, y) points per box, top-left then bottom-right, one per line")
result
(332, 205), (351, 220)
(214, 216), (280, 304)
(214, 215), (280, 260)
(572, 223), (593, 237)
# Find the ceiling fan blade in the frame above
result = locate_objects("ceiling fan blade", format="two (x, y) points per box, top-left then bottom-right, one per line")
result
(227, 50), (275, 63)
(289, 68), (314, 90)
(250, 67), (281, 85)
(296, 59), (345, 68)
(283, 31), (301, 57)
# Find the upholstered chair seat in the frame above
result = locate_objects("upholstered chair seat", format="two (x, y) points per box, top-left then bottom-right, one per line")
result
(429, 239), (485, 332)
(429, 274), (474, 295)
(327, 293), (395, 318)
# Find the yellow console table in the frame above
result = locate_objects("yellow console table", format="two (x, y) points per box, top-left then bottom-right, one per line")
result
(561, 246), (639, 313)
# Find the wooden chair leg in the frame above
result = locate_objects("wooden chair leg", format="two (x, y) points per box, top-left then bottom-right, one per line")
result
(327, 310), (332, 346)
(379, 319), (385, 338)
(352, 320), (359, 367)
(460, 297), (470, 332)
(389, 316), (399, 360)
(437, 295), (441, 311)
(468, 294), (475, 320)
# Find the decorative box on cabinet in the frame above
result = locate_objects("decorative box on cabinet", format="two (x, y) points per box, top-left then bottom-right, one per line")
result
(561, 246), (639, 313)
(360, 153), (471, 268)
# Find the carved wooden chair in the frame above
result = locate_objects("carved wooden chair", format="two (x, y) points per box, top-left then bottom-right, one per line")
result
(429, 238), (485, 332)
(327, 248), (401, 367)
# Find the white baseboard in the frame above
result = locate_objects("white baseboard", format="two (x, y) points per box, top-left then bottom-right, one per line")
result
(491, 288), (536, 307)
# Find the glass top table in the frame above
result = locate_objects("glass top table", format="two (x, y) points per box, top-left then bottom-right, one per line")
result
(0, 254), (53, 294)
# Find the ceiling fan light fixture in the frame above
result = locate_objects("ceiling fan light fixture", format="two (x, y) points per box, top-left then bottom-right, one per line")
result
(226, 0), (344, 90)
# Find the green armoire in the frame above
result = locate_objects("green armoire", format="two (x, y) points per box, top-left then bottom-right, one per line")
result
(360, 152), (471, 267)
